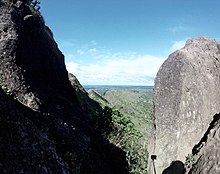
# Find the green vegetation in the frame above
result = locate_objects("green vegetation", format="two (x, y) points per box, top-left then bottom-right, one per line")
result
(103, 90), (154, 135)
(96, 106), (148, 173)
(110, 108), (148, 173)
(185, 154), (198, 169)
(90, 89), (154, 174)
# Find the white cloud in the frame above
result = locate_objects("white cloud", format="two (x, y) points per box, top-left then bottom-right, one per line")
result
(169, 25), (185, 33)
(168, 24), (192, 34)
(77, 49), (85, 56)
(88, 48), (98, 55)
(91, 40), (97, 46)
(65, 54), (165, 86)
(66, 62), (78, 75)
(169, 39), (187, 53)
(64, 39), (192, 85)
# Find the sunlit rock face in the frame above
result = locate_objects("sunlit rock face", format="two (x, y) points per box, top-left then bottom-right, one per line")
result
(0, 0), (72, 112)
(148, 36), (220, 174)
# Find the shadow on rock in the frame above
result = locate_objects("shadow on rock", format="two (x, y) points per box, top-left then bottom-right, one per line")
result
(162, 160), (186, 174)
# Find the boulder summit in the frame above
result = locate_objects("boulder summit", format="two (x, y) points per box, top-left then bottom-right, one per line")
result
(149, 36), (220, 174)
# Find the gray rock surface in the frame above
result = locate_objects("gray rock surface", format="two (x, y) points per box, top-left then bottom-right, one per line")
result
(148, 36), (220, 174)
(0, 0), (129, 173)
(188, 114), (220, 174)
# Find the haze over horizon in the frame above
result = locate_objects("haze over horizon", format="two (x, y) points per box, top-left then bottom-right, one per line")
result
(41, 0), (220, 85)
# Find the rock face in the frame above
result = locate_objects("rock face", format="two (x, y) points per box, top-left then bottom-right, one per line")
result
(148, 37), (220, 174)
(68, 73), (103, 119)
(0, 88), (68, 173)
(188, 113), (220, 174)
(0, 0), (128, 173)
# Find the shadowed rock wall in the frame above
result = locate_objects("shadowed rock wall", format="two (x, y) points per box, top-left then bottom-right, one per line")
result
(188, 114), (220, 174)
(0, 1), (129, 173)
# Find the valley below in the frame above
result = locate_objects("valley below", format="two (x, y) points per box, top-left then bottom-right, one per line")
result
(85, 85), (154, 136)
(85, 85), (154, 174)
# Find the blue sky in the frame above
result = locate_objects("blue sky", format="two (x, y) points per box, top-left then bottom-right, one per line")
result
(41, 0), (220, 85)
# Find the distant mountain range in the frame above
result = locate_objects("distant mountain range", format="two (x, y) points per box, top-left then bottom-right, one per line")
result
(84, 85), (153, 91)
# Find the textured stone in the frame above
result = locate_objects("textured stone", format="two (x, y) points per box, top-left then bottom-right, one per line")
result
(148, 36), (220, 174)
(0, 1), (128, 173)
(188, 114), (220, 174)
(0, 88), (69, 173)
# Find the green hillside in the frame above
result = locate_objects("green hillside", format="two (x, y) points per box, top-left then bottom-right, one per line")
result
(88, 88), (154, 174)
(103, 90), (153, 135)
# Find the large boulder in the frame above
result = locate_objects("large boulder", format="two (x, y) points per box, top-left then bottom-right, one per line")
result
(0, 0), (128, 173)
(148, 37), (220, 174)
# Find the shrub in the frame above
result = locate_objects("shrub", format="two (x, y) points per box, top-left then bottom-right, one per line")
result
(96, 106), (148, 174)
(185, 154), (197, 169)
